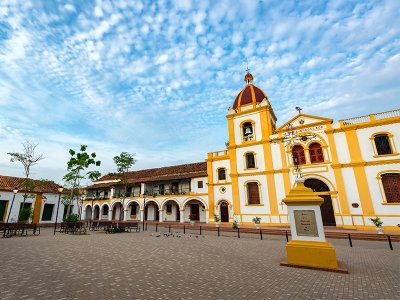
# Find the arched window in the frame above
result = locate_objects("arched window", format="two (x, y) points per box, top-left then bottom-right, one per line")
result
(247, 182), (260, 204)
(218, 168), (226, 181)
(309, 143), (324, 163)
(292, 145), (306, 165)
(245, 152), (256, 169)
(374, 134), (392, 155)
(382, 173), (400, 203)
(102, 205), (109, 215)
(242, 122), (254, 142)
(130, 203), (138, 215)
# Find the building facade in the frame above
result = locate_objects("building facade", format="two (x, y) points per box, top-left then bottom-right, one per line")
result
(0, 175), (73, 224)
(85, 72), (400, 231)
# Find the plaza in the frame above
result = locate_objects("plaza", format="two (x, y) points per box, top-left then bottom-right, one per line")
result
(0, 228), (398, 300)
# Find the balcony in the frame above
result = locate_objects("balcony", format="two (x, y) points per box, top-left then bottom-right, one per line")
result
(151, 187), (191, 197)
(340, 109), (400, 126)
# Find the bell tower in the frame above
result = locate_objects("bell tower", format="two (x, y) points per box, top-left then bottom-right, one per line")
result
(226, 71), (279, 221)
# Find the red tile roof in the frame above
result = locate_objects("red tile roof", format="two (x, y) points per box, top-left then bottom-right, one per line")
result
(0, 175), (62, 194)
(87, 162), (207, 189)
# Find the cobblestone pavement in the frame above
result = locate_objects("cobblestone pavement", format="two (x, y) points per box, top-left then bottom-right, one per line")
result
(0, 228), (399, 300)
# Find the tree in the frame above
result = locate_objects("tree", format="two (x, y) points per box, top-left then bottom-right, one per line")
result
(113, 152), (136, 221)
(63, 145), (101, 219)
(8, 140), (44, 221)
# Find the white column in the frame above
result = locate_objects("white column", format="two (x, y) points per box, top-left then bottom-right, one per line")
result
(190, 179), (195, 193)
(159, 210), (163, 222)
(108, 209), (112, 221)
(140, 183), (146, 195)
(140, 209), (144, 221)
(110, 187), (115, 198)
(180, 209), (185, 223)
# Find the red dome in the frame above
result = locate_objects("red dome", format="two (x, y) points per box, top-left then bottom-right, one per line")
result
(232, 84), (267, 109)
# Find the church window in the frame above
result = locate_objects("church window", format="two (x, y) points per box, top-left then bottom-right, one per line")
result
(374, 134), (392, 155)
(245, 152), (256, 169)
(292, 145), (306, 165)
(242, 122), (254, 142)
(218, 168), (226, 181)
(382, 173), (400, 203)
(247, 182), (260, 204)
(309, 143), (324, 163)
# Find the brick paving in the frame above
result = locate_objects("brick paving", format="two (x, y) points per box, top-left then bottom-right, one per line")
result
(0, 228), (399, 300)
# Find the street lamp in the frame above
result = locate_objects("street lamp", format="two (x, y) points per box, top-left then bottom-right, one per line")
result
(142, 192), (147, 231)
(5, 188), (19, 224)
(53, 186), (64, 235)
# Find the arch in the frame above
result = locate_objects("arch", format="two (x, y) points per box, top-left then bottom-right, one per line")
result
(183, 198), (207, 223)
(301, 174), (336, 192)
(182, 197), (208, 210)
(161, 199), (181, 222)
(126, 201), (140, 220)
(93, 204), (100, 220)
(304, 178), (336, 226)
(84, 205), (92, 220)
(110, 200), (122, 211)
(309, 142), (324, 163)
(144, 200), (160, 221)
(125, 199), (142, 210)
(285, 131), (328, 152)
(100, 203), (110, 220)
(112, 202), (123, 221)
(216, 199), (232, 208)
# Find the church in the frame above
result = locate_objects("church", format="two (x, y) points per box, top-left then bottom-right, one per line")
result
(85, 72), (400, 231)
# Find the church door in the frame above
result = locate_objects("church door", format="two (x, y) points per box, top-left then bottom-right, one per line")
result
(304, 179), (336, 226)
(220, 203), (229, 222)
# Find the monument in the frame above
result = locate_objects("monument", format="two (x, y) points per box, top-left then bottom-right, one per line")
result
(280, 178), (348, 273)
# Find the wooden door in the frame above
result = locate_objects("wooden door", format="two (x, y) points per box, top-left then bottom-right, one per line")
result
(320, 195), (336, 226)
(191, 204), (200, 220)
(220, 203), (229, 222)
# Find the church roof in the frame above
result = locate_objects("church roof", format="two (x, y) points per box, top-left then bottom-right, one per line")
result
(232, 72), (268, 109)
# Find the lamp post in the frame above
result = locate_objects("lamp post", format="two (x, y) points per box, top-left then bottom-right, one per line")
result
(142, 192), (147, 231)
(53, 186), (64, 235)
(5, 188), (19, 224)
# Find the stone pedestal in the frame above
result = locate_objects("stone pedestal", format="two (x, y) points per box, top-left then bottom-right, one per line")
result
(281, 179), (347, 273)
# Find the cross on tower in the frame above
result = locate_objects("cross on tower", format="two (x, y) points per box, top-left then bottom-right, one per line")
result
(295, 106), (302, 114)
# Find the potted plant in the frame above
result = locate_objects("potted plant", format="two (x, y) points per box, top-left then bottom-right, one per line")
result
(369, 217), (384, 234)
(19, 207), (34, 223)
(232, 219), (239, 229)
(252, 216), (261, 229)
(189, 214), (196, 225)
(214, 214), (220, 227)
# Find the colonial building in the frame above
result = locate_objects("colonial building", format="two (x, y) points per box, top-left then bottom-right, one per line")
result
(85, 72), (400, 231)
(0, 175), (70, 224)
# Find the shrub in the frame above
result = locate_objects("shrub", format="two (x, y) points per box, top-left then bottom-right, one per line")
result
(64, 213), (79, 222)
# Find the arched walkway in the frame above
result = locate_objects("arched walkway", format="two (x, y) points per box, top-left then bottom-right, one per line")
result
(93, 205), (100, 220)
(126, 201), (140, 220)
(145, 200), (159, 221)
(101, 204), (109, 220)
(85, 205), (92, 220)
(183, 199), (206, 223)
(112, 202), (123, 221)
(304, 178), (336, 226)
(162, 199), (180, 222)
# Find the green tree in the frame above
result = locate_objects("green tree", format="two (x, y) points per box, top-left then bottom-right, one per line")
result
(63, 145), (101, 219)
(112, 152), (136, 221)
(7, 140), (44, 221)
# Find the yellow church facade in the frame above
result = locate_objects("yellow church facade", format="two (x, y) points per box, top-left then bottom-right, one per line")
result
(84, 72), (400, 232)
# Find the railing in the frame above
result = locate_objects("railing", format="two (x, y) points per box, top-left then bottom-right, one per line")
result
(210, 150), (229, 157)
(340, 108), (400, 126)
(374, 109), (400, 120)
(152, 188), (191, 196)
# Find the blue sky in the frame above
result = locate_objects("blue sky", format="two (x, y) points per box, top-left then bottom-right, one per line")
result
(0, 0), (399, 183)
